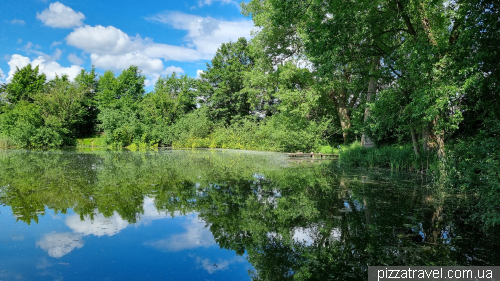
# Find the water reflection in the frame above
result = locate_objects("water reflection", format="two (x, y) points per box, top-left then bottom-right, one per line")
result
(145, 214), (216, 252)
(0, 149), (499, 280)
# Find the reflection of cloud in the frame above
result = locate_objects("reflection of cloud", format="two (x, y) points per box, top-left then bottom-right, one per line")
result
(11, 234), (25, 241)
(193, 255), (246, 274)
(66, 212), (129, 237)
(36, 232), (84, 258)
(65, 197), (169, 237)
(36, 257), (53, 269)
(292, 227), (314, 245)
(145, 215), (215, 252)
(292, 226), (341, 246)
(0, 270), (23, 280)
(136, 197), (171, 226)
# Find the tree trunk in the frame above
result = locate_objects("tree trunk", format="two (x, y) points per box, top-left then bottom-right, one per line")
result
(422, 124), (430, 152)
(410, 128), (419, 156)
(337, 95), (351, 144)
(362, 57), (380, 148)
(433, 117), (446, 159)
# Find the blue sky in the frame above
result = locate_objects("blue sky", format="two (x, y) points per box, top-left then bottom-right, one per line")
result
(0, 0), (254, 89)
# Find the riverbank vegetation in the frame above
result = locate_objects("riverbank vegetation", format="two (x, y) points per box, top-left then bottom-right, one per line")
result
(0, 0), (498, 225)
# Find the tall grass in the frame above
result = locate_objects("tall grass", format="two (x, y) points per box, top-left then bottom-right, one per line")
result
(339, 142), (438, 172)
(0, 136), (16, 148)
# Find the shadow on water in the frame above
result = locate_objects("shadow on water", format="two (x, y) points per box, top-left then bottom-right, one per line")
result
(0, 149), (499, 280)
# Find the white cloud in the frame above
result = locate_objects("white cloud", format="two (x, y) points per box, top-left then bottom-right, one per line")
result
(6, 54), (83, 82)
(36, 232), (84, 258)
(0, 68), (4, 79)
(89, 53), (164, 75)
(164, 66), (184, 75)
(145, 214), (215, 252)
(66, 25), (139, 55)
(17, 38), (23, 44)
(196, 69), (204, 79)
(196, 0), (237, 8)
(50, 41), (62, 48)
(64, 12), (253, 79)
(20, 41), (63, 61)
(37, 2), (85, 28)
(147, 11), (254, 56)
(10, 19), (25, 25)
(67, 53), (84, 65)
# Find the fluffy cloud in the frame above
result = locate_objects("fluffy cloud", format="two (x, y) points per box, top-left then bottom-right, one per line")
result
(147, 11), (254, 56)
(64, 12), (253, 77)
(6, 54), (83, 82)
(90, 53), (164, 75)
(145, 214), (215, 252)
(36, 232), (84, 258)
(67, 53), (84, 65)
(196, 70), (204, 79)
(0, 68), (4, 80)
(66, 25), (139, 55)
(37, 2), (85, 28)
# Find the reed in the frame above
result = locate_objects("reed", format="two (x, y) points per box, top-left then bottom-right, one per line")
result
(339, 142), (438, 172)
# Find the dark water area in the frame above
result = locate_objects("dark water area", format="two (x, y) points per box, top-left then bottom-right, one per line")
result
(0, 149), (499, 281)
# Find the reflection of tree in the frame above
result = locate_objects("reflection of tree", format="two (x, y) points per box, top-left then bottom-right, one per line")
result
(0, 150), (498, 280)
(195, 165), (500, 280)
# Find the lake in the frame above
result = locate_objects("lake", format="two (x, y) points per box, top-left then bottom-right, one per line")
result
(0, 149), (499, 281)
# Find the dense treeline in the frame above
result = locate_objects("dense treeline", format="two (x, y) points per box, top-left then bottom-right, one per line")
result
(0, 38), (335, 152)
(0, 0), (498, 224)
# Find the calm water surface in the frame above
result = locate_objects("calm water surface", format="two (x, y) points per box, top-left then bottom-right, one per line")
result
(0, 149), (498, 280)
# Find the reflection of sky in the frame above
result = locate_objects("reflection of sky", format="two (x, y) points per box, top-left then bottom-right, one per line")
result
(0, 198), (253, 281)
(145, 214), (215, 251)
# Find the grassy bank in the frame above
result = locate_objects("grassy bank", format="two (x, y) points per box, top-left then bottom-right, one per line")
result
(338, 142), (439, 172)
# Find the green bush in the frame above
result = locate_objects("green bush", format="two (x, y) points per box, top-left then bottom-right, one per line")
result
(0, 102), (66, 147)
(447, 136), (500, 228)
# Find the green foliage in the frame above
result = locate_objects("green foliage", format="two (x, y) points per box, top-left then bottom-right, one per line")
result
(96, 70), (118, 108)
(173, 110), (329, 152)
(6, 64), (46, 103)
(200, 37), (254, 123)
(0, 101), (64, 147)
(447, 127), (500, 228)
(141, 73), (197, 126)
(339, 142), (439, 172)
(76, 134), (107, 147)
(74, 67), (99, 136)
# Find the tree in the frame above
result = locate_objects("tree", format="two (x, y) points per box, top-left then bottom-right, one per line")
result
(96, 70), (118, 109)
(142, 72), (197, 124)
(35, 78), (87, 142)
(96, 66), (145, 110)
(74, 67), (99, 136)
(6, 64), (46, 103)
(115, 65), (146, 107)
(199, 37), (255, 124)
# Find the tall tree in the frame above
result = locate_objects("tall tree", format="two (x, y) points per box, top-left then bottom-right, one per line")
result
(199, 37), (255, 124)
(74, 67), (99, 136)
(6, 64), (46, 103)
